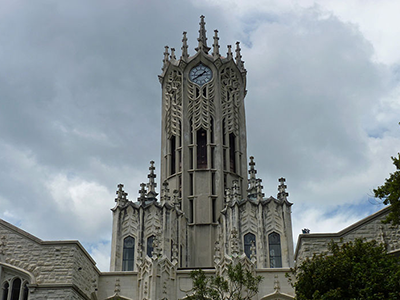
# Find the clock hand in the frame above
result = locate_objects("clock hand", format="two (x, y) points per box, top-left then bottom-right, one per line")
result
(193, 70), (206, 80)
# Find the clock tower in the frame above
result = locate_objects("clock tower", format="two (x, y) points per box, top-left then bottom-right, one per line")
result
(159, 16), (248, 267)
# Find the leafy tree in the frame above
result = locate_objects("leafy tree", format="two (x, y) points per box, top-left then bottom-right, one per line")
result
(186, 263), (263, 300)
(374, 152), (400, 225)
(291, 239), (400, 300)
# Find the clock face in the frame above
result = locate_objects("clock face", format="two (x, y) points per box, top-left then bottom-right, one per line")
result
(189, 64), (212, 86)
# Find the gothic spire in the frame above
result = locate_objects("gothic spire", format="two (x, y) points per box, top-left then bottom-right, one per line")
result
(181, 31), (189, 61)
(247, 157), (264, 201)
(170, 48), (176, 61)
(235, 41), (245, 70)
(226, 44), (233, 60)
(146, 161), (158, 201)
(115, 183), (128, 207)
(212, 29), (220, 59)
(277, 177), (289, 202)
(195, 15), (211, 53)
(162, 46), (169, 71)
(160, 180), (170, 204)
(138, 182), (147, 204)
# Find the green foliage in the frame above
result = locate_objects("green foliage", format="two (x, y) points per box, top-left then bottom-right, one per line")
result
(374, 152), (400, 225)
(292, 239), (400, 300)
(186, 263), (263, 300)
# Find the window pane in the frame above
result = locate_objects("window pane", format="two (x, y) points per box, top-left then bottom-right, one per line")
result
(268, 232), (282, 268)
(2, 282), (9, 300)
(244, 233), (256, 259)
(11, 278), (21, 300)
(122, 236), (135, 271)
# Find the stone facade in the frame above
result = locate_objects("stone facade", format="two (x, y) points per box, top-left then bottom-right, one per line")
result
(295, 206), (400, 264)
(0, 16), (298, 300)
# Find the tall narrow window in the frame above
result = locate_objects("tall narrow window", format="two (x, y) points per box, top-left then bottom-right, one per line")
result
(147, 235), (155, 258)
(189, 148), (194, 169)
(244, 233), (256, 259)
(197, 129), (207, 169)
(212, 198), (216, 223)
(189, 199), (194, 223)
(229, 133), (236, 173)
(11, 278), (21, 300)
(210, 118), (214, 143)
(2, 282), (9, 300)
(269, 232), (282, 268)
(189, 173), (194, 195)
(170, 136), (176, 175)
(22, 283), (28, 300)
(122, 236), (135, 271)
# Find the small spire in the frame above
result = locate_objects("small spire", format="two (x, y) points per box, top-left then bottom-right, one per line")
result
(170, 48), (176, 61)
(162, 46), (169, 71)
(195, 15), (211, 53)
(138, 183), (147, 204)
(181, 31), (189, 61)
(225, 188), (232, 206)
(235, 41), (244, 70)
(212, 30), (220, 59)
(277, 177), (289, 201)
(247, 157), (264, 201)
(160, 181), (170, 204)
(146, 161), (158, 201)
(232, 180), (241, 203)
(230, 227), (239, 257)
(227, 45), (233, 60)
(115, 183), (128, 206)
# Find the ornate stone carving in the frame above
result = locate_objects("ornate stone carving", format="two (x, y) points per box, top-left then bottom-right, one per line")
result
(165, 70), (182, 138)
(221, 67), (240, 135)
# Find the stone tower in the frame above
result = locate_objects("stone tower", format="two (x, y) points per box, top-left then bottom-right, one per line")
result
(159, 15), (248, 267)
(109, 18), (294, 289)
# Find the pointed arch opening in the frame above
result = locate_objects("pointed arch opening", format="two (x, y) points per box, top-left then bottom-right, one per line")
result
(122, 236), (135, 271)
(244, 233), (256, 259)
(2, 282), (9, 300)
(11, 278), (21, 300)
(147, 235), (155, 258)
(268, 232), (282, 268)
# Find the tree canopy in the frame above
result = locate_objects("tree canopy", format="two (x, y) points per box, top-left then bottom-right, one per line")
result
(292, 239), (400, 300)
(374, 152), (400, 225)
(186, 263), (263, 300)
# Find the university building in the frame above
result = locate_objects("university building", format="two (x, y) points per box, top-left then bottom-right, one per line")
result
(0, 16), (398, 300)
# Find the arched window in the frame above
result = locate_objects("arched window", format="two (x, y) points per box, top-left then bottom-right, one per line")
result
(2, 282), (9, 300)
(11, 278), (21, 300)
(268, 232), (282, 268)
(122, 236), (135, 271)
(244, 233), (256, 259)
(229, 133), (236, 173)
(147, 235), (155, 258)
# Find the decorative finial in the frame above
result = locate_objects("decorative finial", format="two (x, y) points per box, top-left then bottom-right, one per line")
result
(235, 41), (244, 70)
(181, 31), (189, 61)
(170, 48), (176, 61)
(277, 177), (289, 201)
(160, 181), (170, 204)
(232, 180), (241, 203)
(212, 29), (220, 59)
(274, 275), (280, 292)
(225, 188), (232, 206)
(146, 161), (158, 201)
(162, 46), (169, 71)
(247, 157), (264, 201)
(115, 183), (128, 206)
(138, 183), (147, 204)
(230, 228), (239, 257)
(195, 15), (211, 53)
(302, 228), (310, 234)
(227, 45), (233, 60)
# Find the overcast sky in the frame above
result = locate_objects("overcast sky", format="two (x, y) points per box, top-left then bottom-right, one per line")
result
(1, 0), (400, 271)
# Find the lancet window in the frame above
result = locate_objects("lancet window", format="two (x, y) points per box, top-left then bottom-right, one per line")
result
(122, 236), (135, 271)
(244, 233), (256, 259)
(268, 232), (282, 268)
(2, 278), (29, 300)
(197, 128), (207, 169)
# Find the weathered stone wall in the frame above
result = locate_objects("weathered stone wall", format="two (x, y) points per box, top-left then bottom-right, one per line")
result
(295, 207), (400, 264)
(0, 220), (99, 300)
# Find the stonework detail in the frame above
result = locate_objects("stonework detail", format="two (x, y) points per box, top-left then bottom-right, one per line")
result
(187, 79), (215, 131)
(221, 66), (240, 136)
(165, 69), (183, 138)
